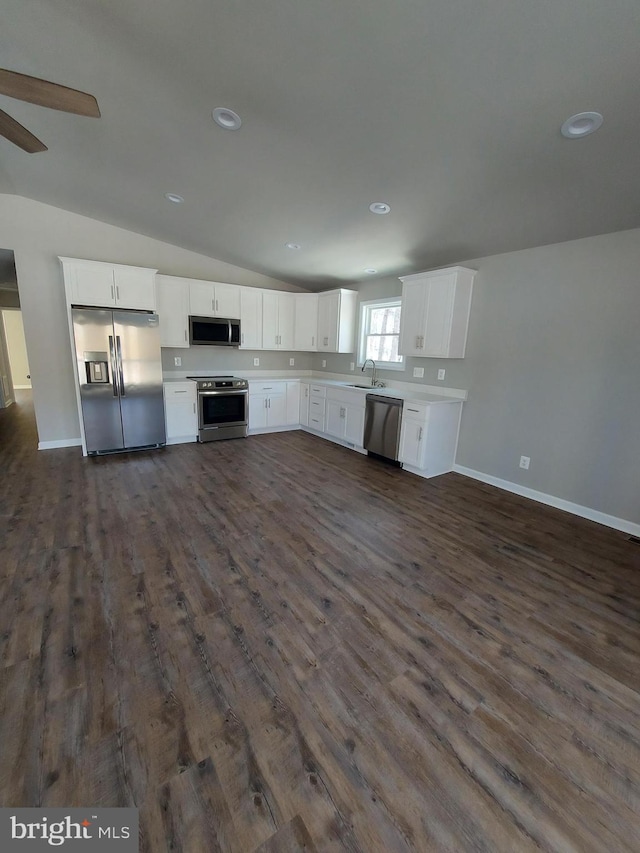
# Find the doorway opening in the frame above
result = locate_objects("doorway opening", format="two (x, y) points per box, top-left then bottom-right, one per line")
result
(0, 249), (31, 409)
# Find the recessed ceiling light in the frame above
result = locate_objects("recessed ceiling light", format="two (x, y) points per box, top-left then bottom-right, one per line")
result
(164, 193), (184, 204)
(285, 242), (301, 250)
(369, 202), (391, 215)
(212, 107), (242, 130)
(560, 112), (603, 138)
(364, 268), (377, 274)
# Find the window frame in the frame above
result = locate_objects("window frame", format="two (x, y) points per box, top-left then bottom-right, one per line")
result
(357, 297), (405, 371)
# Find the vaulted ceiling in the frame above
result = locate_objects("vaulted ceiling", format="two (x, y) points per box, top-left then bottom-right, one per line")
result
(2, 0), (639, 288)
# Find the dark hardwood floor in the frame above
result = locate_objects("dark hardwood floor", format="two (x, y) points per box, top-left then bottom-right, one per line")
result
(1, 392), (640, 852)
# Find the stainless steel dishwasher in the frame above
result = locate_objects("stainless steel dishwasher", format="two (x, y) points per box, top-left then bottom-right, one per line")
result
(364, 394), (403, 462)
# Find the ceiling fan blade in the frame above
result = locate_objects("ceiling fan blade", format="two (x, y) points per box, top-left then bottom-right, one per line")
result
(0, 108), (47, 152)
(0, 69), (100, 117)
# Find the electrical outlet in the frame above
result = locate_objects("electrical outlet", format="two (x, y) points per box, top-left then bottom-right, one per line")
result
(519, 456), (530, 470)
(413, 367), (424, 378)
(253, 357), (260, 366)
(174, 356), (181, 367)
(322, 359), (327, 368)
(350, 362), (355, 371)
(437, 369), (446, 381)
(289, 358), (295, 366)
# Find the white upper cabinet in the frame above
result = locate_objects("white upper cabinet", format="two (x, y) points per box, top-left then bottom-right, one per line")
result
(317, 289), (357, 353)
(60, 258), (157, 311)
(239, 287), (263, 349)
(189, 280), (241, 318)
(262, 291), (295, 350)
(399, 266), (475, 358)
(294, 293), (319, 351)
(156, 275), (190, 347)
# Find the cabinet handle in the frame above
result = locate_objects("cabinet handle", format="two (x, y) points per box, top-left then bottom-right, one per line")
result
(340, 407), (345, 418)
(241, 332), (244, 344)
(407, 408), (419, 413)
(175, 390), (187, 394)
(264, 399), (268, 408)
(312, 335), (315, 346)
(116, 285), (120, 301)
(268, 398), (271, 409)
(212, 299), (215, 312)
(263, 386), (273, 390)
(184, 329), (187, 342)
(420, 336), (424, 348)
(111, 284), (115, 300)
(418, 426), (423, 441)
(193, 403), (196, 413)
(216, 299), (219, 312)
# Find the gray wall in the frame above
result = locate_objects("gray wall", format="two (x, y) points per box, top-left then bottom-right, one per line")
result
(162, 348), (312, 375)
(316, 229), (640, 524)
(0, 194), (302, 444)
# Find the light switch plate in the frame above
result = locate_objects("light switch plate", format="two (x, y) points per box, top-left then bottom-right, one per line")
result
(413, 367), (424, 378)
(519, 455), (530, 469)
(253, 357), (260, 366)
(437, 369), (446, 381)
(174, 357), (182, 367)
(289, 358), (295, 366)
(350, 362), (355, 371)
(322, 360), (327, 368)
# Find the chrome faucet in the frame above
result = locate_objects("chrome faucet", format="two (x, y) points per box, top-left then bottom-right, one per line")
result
(362, 358), (381, 387)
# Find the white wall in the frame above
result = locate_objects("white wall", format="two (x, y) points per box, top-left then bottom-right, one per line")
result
(0, 195), (302, 444)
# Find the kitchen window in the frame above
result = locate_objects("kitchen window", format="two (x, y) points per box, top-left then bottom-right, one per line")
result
(357, 298), (404, 370)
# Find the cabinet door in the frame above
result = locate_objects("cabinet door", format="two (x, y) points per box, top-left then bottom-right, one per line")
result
(261, 292), (279, 349)
(189, 281), (216, 316)
(317, 292), (339, 351)
(240, 288), (262, 349)
(157, 277), (189, 347)
(294, 294), (319, 350)
(286, 382), (300, 425)
(423, 273), (456, 357)
(69, 263), (116, 307)
(399, 280), (427, 356)
(299, 383), (310, 426)
(215, 284), (241, 319)
(248, 393), (268, 429)
(114, 267), (156, 310)
(266, 392), (287, 427)
(325, 399), (345, 438)
(399, 419), (426, 468)
(277, 293), (295, 350)
(165, 401), (197, 442)
(344, 404), (365, 446)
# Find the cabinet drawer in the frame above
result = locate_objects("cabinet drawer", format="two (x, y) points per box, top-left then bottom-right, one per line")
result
(309, 398), (326, 415)
(164, 382), (195, 401)
(309, 414), (325, 430)
(249, 381), (286, 394)
(309, 384), (327, 398)
(403, 401), (429, 421)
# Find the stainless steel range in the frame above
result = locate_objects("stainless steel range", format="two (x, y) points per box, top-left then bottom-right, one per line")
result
(188, 376), (249, 442)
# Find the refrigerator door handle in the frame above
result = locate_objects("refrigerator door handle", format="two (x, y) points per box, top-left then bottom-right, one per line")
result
(115, 335), (126, 396)
(108, 335), (119, 397)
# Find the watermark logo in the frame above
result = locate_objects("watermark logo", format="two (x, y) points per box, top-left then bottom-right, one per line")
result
(0, 808), (138, 850)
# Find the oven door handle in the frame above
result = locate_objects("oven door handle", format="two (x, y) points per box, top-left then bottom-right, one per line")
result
(197, 389), (248, 396)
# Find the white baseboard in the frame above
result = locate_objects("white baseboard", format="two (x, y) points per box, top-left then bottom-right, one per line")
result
(38, 437), (83, 450)
(453, 464), (640, 537)
(14, 384), (32, 390)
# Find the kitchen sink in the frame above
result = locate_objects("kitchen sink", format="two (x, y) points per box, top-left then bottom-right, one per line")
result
(345, 383), (376, 389)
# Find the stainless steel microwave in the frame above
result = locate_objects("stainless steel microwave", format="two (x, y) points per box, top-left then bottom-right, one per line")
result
(189, 316), (241, 347)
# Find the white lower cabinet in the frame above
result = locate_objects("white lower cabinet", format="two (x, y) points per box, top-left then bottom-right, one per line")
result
(299, 382), (310, 426)
(325, 389), (365, 447)
(399, 399), (463, 478)
(248, 381), (298, 431)
(163, 382), (197, 444)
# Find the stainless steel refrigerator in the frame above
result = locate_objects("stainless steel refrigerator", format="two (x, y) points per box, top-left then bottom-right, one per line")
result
(72, 307), (166, 454)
